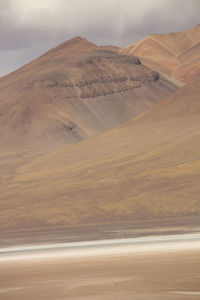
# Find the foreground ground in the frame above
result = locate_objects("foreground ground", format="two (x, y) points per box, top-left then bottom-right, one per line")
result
(0, 251), (200, 299)
(0, 234), (200, 300)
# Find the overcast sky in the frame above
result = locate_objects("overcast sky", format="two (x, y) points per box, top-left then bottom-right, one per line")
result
(0, 0), (199, 76)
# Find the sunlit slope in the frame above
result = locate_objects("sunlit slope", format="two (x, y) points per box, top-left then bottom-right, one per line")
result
(123, 24), (200, 83)
(174, 42), (200, 83)
(0, 78), (200, 229)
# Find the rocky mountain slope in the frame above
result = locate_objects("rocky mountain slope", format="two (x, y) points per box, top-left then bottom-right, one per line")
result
(0, 37), (178, 154)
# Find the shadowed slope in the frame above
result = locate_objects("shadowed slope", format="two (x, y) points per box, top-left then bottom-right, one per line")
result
(0, 37), (178, 154)
(122, 24), (200, 83)
(0, 77), (200, 230)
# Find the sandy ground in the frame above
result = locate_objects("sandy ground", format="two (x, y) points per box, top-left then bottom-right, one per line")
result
(0, 249), (200, 300)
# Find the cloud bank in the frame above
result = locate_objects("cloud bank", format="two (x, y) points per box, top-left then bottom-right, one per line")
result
(0, 0), (199, 75)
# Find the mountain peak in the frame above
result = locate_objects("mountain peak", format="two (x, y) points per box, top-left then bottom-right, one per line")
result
(42, 36), (97, 59)
(54, 36), (97, 53)
(65, 36), (93, 45)
(72, 36), (89, 42)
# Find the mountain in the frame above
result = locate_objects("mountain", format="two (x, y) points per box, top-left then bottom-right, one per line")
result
(1, 77), (199, 230)
(122, 24), (200, 83)
(0, 36), (179, 154)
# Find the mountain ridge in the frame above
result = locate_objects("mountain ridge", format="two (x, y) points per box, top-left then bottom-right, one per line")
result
(122, 24), (200, 83)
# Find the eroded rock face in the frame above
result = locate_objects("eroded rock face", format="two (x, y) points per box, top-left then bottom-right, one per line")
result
(25, 52), (160, 99)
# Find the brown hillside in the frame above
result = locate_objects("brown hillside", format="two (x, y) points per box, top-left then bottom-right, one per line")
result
(1, 77), (199, 230)
(0, 37), (178, 154)
(122, 24), (200, 83)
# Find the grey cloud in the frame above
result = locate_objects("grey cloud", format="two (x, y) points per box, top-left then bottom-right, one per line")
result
(119, 0), (200, 44)
(0, 0), (199, 76)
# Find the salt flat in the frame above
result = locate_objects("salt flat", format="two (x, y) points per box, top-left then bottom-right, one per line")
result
(0, 233), (200, 262)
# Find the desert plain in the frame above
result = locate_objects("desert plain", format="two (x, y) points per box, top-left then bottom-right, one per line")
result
(1, 249), (200, 300)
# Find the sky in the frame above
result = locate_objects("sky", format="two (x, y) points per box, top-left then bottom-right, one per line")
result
(0, 0), (199, 76)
